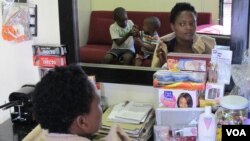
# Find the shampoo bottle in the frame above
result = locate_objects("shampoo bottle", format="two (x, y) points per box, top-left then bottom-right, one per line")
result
(198, 106), (217, 141)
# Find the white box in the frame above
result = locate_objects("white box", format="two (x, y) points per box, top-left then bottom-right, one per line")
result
(158, 89), (198, 108)
(211, 49), (232, 84)
(156, 108), (204, 126)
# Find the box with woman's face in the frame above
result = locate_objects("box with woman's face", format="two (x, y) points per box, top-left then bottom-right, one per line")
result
(158, 89), (199, 108)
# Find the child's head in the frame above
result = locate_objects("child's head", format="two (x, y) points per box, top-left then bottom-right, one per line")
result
(177, 93), (193, 108)
(32, 65), (102, 136)
(143, 16), (161, 34)
(113, 7), (128, 28)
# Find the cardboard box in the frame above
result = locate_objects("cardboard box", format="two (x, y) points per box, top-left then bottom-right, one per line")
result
(33, 56), (66, 67)
(32, 44), (67, 56)
(205, 82), (225, 100)
(158, 89), (199, 108)
(166, 53), (211, 72)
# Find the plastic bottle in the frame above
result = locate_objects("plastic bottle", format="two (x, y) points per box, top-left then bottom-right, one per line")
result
(198, 106), (217, 141)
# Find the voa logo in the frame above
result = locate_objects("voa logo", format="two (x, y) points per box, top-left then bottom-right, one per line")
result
(226, 129), (246, 136)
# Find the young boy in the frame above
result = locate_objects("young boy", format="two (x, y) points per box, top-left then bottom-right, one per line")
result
(103, 7), (137, 65)
(31, 65), (130, 141)
(134, 16), (161, 66)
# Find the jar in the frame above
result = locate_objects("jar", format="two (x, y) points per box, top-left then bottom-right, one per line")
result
(216, 95), (249, 125)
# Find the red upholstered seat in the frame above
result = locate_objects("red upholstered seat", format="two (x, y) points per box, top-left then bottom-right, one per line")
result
(80, 11), (212, 67)
(79, 44), (111, 64)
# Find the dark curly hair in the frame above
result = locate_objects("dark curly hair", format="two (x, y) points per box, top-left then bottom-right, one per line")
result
(145, 16), (161, 30)
(170, 2), (197, 23)
(113, 7), (126, 20)
(177, 92), (193, 108)
(32, 65), (94, 133)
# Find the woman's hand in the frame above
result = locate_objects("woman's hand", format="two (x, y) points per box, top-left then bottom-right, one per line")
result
(156, 42), (166, 63)
(100, 124), (131, 141)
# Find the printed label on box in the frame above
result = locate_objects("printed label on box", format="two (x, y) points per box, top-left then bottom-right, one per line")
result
(33, 56), (66, 67)
(159, 89), (198, 108)
(205, 82), (225, 100)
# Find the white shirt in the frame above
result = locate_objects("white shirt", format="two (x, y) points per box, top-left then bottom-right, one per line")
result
(109, 20), (135, 52)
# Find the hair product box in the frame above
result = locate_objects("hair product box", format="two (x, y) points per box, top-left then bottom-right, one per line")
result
(33, 56), (66, 67)
(166, 53), (211, 72)
(32, 44), (67, 56)
(158, 89), (199, 108)
(205, 82), (225, 100)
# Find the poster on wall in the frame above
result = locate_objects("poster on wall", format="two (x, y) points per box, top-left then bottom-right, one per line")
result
(2, 0), (32, 43)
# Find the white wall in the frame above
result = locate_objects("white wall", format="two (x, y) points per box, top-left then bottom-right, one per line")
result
(0, 0), (60, 124)
(101, 83), (157, 108)
(91, 0), (219, 24)
(102, 83), (155, 105)
(78, 0), (91, 46)
(31, 0), (60, 44)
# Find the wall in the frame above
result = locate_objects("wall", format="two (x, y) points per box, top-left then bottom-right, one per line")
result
(32, 0), (60, 44)
(101, 83), (156, 107)
(78, 0), (91, 46)
(0, 0), (60, 124)
(91, 0), (219, 24)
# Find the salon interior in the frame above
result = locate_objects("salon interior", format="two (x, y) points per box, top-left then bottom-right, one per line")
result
(0, 0), (250, 141)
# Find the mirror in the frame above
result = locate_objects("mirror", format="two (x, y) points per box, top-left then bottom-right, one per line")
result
(76, 0), (232, 68)
(58, 0), (249, 85)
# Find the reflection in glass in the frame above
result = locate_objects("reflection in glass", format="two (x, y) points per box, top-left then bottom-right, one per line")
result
(78, 0), (231, 67)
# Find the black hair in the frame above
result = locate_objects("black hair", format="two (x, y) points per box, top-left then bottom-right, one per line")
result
(170, 2), (197, 23)
(145, 16), (161, 30)
(177, 92), (193, 107)
(32, 65), (94, 133)
(113, 7), (126, 20)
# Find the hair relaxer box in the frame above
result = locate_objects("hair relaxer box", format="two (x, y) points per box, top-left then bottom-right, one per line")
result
(158, 88), (199, 108)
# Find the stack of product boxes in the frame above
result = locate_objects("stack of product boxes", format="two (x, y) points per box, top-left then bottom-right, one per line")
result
(153, 53), (210, 141)
(32, 44), (67, 78)
(153, 48), (234, 141)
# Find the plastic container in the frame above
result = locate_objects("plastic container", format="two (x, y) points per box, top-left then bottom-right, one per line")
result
(198, 106), (217, 141)
(216, 95), (249, 125)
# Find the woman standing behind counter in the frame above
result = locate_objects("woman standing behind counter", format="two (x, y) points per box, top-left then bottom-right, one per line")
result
(151, 2), (216, 68)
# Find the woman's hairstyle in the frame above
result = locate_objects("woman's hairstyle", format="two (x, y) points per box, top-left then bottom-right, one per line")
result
(145, 16), (161, 30)
(32, 65), (94, 133)
(170, 2), (197, 23)
(113, 7), (126, 20)
(177, 92), (193, 107)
